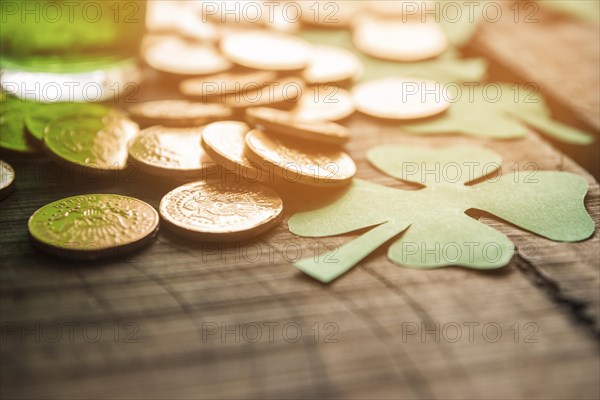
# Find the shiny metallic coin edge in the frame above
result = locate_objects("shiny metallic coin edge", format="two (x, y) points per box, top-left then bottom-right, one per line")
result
(28, 194), (160, 260)
(246, 107), (350, 145)
(244, 130), (355, 188)
(159, 180), (284, 241)
(200, 123), (270, 184)
(42, 115), (139, 171)
(128, 126), (216, 179)
(0, 160), (15, 201)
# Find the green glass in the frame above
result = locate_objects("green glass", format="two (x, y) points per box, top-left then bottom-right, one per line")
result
(0, 0), (146, 101)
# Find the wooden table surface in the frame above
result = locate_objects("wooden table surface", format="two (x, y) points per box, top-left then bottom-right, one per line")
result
(1, 5), (599, 400)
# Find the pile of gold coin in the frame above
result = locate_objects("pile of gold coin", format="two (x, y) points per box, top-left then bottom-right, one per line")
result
(1, 1), (466, 260)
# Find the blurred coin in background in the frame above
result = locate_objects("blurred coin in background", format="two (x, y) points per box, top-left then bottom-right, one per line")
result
(352, 77), (450, 120)
(220, 30), (312, 71)
(302, 45), (363, 85)
(292, 87), (355, 122)
(353, 15), (447, 61)
(128, 100), (232, 127)
(180, 70), (278, 100)
(246, 107), (350, 145)
(144, 36), (232, 76)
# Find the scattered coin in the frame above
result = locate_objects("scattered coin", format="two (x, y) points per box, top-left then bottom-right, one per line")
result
(222, 77), (304, 109)
(0, 111), (41, 156)
(246, 107), (350, 145)
(353, 16), (447, 61)
(144, 36), (232, 75)
(352, 77), (450, 120)
(0, 160), (15, 200)
(201, 121), (266, 182)
(128, 100), (232, 127)
(292, 87), (355, 122)
(43, 111), (139, 171)
(220, 30), (312, 71)
(128, 126), (214, 178)
(245, 129), (356, 187)
(160, 180), (283, 241)
(28, 194), (159, 260)
(302, 45), (363, 85)
(180, 70), (278, 100)
(25, 102), (111, 142)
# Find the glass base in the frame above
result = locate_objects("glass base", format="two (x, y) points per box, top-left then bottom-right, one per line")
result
(0, 58), (141, 103)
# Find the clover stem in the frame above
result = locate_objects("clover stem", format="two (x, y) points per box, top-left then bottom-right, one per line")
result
(294, 222), (407, 283)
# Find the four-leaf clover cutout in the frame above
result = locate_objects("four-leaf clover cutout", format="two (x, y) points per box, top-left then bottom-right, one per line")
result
(288, 145), (595, 283)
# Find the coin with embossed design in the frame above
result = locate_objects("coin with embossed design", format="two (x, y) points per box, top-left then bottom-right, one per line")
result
(128, 126), (214, 179)
(160, 180), (283, 241)
(245, 129), (356, 187)
(128, 100), (232, 127)
(28, 194), (159, 260)
(0, 160), (15, 200)
(201, 121), (267, 182)
(0, 111), (41, 156)
(246, 107), (350, 145)
(43, 112), (139, 170)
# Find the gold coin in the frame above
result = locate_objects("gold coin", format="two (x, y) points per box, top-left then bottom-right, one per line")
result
(302, 45), (363, 85)
(222, 77), (304, 109)
(0, 160), (15, 201)
(292, 87), (355, 122)
(201, 121), (267, 182)
(28, 194), (159, 260)
(160, 180), (283, 241)
(128, 126), (214, 179)
(352, 77), (450, 120)
(179, 70), (278, 100)
(220, 30), (312, 71)
(144, 36), (232, 75)
(353, 15), (447, 61)
(246, 107), (350, 145)
(245, 129), (356, 187)
(128, 100), (232, 127)
(44, 111), (139, 171)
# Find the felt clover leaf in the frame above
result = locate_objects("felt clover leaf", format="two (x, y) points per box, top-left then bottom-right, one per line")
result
(288, 145), (595, 283)
(401, 83), (594, 145)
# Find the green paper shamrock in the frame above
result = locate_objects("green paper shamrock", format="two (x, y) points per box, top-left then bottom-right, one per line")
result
(298, 29), (487, 83)
(401, 83), (595, 145)
(288, 145), (595, 283)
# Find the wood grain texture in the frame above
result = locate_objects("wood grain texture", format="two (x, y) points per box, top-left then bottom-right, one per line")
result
(1, 115), (598, 399)
(2, 6), (600, 399)
(470, 1), (600, 179)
